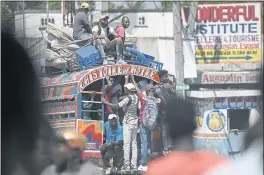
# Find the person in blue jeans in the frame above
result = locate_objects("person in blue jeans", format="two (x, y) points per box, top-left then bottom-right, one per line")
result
(138, 86), (159, 172)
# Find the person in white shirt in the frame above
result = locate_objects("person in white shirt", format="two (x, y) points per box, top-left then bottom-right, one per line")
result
(92, 15), (123, 63)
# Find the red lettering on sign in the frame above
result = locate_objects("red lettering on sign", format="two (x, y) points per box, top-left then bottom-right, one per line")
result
(201, 72), (260, 84)
(202, 74), (242, 83)
(197, 5), (259, 23)
(78, 64), (160, 92)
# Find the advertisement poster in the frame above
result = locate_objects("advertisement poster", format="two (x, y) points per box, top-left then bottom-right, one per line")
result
(182, 3), (262, 64)
(76, 120), (104, 151)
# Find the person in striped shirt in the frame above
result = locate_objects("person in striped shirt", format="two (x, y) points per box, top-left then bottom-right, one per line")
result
(102, 83), (141, 173)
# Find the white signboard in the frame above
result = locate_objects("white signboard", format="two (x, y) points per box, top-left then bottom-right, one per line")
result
(182, 3), (262, 64)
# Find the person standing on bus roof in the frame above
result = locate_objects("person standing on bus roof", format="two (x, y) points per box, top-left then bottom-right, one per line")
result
(101, 83), (140, 173)
(73, 2), (92, 41)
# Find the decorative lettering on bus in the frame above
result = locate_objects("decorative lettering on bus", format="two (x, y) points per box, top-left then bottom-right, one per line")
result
(79, 64), (160, 92)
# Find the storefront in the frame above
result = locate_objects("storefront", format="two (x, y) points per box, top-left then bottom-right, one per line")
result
(186, 71), (262, 158)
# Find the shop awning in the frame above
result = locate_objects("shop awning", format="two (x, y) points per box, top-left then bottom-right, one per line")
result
(187, 90), (261, 98)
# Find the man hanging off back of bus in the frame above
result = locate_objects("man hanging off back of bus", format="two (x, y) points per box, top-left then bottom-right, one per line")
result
(92, 15), (123, 64)
(73, 3), (92, 42)
(154, 70), (176, 155)
(101, 83), (140, 173)
(100, 114), (123, 174)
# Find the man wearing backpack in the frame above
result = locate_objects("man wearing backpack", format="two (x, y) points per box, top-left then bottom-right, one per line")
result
(130, 75), (159, 172)
(92, 15), (123, 64)
(101, 83), (140, 173)
(140, 87), (160, 171)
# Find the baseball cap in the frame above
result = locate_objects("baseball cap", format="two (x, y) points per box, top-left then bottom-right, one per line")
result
(124, 83), (136, 91)
(108, 114), (117, 120)
(100, 15), (109, 20)
(81, 2), (89, 9)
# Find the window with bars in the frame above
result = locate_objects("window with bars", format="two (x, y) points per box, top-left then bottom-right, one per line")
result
(41, 18), (55, 26)
(138, 17), (145, 25)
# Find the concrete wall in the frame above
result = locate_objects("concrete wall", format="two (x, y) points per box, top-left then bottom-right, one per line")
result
(17, 37), (46, 75)
(15, 12), (63, 38)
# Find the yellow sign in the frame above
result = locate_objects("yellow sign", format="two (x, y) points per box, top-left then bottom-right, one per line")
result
(206, 111), (226, 132)
(182, 3), (262, 64)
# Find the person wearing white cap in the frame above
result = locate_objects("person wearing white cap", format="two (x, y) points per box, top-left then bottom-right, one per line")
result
(92, 15), (123, 64)
(100, 113), (123, 174)
(73, 2), (92, 41)
(102, 82), (141, 173)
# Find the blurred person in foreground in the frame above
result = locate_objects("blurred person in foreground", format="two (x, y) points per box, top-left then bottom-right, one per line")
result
(2, 32), (54, 175)
(41, 130), (103, 175)
(146, 98), (228, 175)
(205, 71), (263, 175)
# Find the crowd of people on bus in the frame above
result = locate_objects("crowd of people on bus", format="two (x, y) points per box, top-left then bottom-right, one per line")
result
(99, 70), (176, 174)
(73, 2), (130, 65)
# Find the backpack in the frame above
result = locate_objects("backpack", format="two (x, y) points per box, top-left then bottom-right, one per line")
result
(97, 25), (115, 41)
(142, 96), (159, 130)
(154, 84), (171, 110)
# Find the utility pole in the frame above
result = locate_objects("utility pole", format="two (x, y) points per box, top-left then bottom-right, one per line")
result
(186, 1), (198, 38)
(173, 2), (185, 99)
(102, 1), (108, 15)
(46, 0), (49, 24)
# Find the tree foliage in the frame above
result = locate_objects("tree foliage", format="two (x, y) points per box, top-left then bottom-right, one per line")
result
(108, 2), (116, 10)
(1, 1), (16, 33)
(125, 1), (145, 9)
(24, 1), (61, 10)
(107, 1), (145, 10)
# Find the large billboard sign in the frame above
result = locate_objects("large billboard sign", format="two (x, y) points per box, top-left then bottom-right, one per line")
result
(182, 3), (262, 64)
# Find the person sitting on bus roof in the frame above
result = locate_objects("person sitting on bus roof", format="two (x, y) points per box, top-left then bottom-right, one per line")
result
(92, 15), (123, 63)
(73, 3), (92, 42)
(116, 16), (130, 49)
(100, 114), (123, 174)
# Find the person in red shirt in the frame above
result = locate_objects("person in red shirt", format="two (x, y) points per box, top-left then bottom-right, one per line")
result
(146, 98), (228, 175)
(116, 16), (130, 43)
(103, 77), (122, 122)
